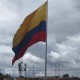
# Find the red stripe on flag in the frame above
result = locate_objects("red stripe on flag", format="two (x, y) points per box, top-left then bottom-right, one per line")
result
(12, 31), (46, 65)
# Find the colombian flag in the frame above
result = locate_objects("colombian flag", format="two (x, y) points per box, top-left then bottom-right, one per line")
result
(12, 2), (47, 65)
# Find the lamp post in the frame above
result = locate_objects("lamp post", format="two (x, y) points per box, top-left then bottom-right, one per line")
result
(18, 62), (23, 77)
(24, 63), (27, 77)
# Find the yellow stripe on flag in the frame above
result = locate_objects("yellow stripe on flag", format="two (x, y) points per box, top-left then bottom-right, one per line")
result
(13, 2), (46, 47)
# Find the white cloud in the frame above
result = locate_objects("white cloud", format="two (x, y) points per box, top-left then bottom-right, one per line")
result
(68, 35), (80, 43)
(49, 51), (60, 59)
(36, 72), (44, 76)
(0, 45), (12, 54)
(23, 52), (44, 64)
(0, 7), (18, 22)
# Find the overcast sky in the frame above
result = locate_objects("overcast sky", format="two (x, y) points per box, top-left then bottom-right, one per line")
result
(0, 0), (80, 77)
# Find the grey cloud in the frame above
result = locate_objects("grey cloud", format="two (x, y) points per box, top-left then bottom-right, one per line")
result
(26, 42), (57, 59)
(48, 0), (80, 43)
(73, 0), (80, 11)
(26, 43), (46, 58)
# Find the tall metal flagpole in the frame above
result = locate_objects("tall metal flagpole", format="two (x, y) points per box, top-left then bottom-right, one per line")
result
(45, 0), (48, 80)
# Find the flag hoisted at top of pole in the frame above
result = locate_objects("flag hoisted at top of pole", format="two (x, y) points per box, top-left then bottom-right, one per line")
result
(12, 1), (47, 65)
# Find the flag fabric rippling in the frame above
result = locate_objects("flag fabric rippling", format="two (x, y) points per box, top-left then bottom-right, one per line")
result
(12, 2), (47, 65)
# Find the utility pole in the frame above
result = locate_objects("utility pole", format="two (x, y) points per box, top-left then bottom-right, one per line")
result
(55, 62), (56, 77)
(59, 62), (60, 77)
(32, 65), (35, 77)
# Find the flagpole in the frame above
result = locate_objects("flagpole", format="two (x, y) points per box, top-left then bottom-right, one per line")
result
(45, 0), (48, 80)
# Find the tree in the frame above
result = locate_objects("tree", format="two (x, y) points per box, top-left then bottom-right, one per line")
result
(63, 74), (69, 78)
(0, 73), (2, 76)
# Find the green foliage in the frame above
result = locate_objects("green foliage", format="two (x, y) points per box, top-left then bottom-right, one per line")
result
(0, 73), (12, 80)
(0, 75), (4, 80)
